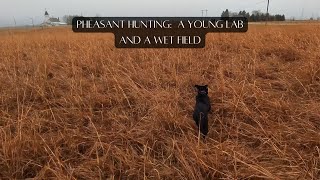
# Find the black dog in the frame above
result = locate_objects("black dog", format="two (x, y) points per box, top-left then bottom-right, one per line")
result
(193, 85), (211, 138)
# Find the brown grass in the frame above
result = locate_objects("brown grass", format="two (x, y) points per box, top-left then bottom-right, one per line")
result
(0, 24), (319, 179)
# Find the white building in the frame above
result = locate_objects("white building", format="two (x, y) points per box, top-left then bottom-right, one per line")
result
(42, 10), (67, 26)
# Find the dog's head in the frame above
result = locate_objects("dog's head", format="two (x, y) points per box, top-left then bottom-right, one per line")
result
(195, 85), (208, 95)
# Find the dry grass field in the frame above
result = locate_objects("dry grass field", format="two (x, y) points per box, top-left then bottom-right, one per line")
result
(0, 24), (320, 179)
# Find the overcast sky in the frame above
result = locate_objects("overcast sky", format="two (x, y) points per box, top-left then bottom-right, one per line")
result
(0, 0), (319, 27)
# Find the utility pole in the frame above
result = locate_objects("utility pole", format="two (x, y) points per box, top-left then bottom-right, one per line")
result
(301, 8), (304, 20)
(266, 0), (270, 25)
(201, 9), (208, 17)
(13, 16), (16, 27)
(29, 17), (34, 27)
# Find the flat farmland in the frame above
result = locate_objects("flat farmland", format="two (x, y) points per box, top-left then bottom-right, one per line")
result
(0, 24), (319, 179)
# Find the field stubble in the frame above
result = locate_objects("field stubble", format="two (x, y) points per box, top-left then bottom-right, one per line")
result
(0, 25), (320, 179)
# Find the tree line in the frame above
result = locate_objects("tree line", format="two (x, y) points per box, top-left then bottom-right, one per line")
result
(61, 10), (286, 25)
(62, 15), (83, 25)
(63, 14), (102, 25)
(221, 9), (285, 21)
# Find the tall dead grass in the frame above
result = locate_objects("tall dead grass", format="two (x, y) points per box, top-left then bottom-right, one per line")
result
(0, 24), (319, 179)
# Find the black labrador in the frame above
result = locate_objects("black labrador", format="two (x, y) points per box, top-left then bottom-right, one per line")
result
(193, 85), (211, 138)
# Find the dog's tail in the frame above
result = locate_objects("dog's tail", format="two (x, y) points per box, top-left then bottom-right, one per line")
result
(197, 112), (203, 145)
(198, 112), (208, 138)
(199, 112), (208, 138)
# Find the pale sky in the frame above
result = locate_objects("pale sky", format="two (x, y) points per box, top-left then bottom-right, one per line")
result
(0, 0), (319, 27)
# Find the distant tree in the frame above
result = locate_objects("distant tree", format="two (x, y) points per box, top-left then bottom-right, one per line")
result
(272, 14), (286, 21)
(252, 10), (262, 16)
(238, 10), (248, 17)
(63, 15), (82, 25)
(221, 9), (230, 17)
(250, 14), (256, 22)
(260, 13), (266, 21)
(282, 15), (286, 21)
(229, 12), (239, 17)
(238, 10), (243, 16)
(256, 14), (261, 21)
(245, 12), (250, 19)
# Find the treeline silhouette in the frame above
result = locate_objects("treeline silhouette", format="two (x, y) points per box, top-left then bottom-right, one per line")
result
(63, 15), (84, 25)
(221, 9), (285, 22)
